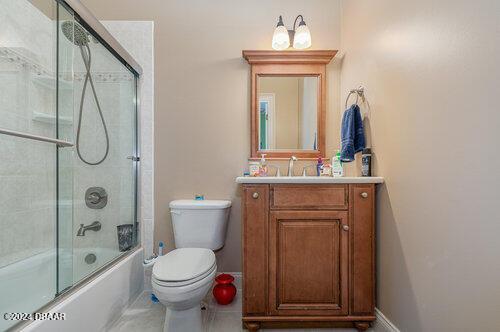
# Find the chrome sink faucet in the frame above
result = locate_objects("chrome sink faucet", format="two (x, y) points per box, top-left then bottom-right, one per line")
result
(287, 156), (298, 177)
(77, 221), (102, 236)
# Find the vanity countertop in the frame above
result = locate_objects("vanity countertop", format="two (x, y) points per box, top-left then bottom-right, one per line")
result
(235, 176), (384, 184)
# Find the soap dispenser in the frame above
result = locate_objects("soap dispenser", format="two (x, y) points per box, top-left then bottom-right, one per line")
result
(316, 157), (324, 176)
(259, 154), (268, 177)
(332, 151), (344, 177)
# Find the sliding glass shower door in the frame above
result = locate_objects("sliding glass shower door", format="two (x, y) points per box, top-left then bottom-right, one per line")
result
(0, 2), (61, 330)
(60, 5), (138, 284)
(0, 0), (139, 329)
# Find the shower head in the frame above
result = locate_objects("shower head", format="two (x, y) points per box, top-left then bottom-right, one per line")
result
(61, 21), (90, 46)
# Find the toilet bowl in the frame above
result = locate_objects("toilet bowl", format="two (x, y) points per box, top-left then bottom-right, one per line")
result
(152, 248), (216, 332)
(152, 199), (231, 332)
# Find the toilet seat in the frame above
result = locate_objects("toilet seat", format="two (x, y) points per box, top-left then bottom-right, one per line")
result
(152, 248), (216, 287)
(152, 263), (216, 287)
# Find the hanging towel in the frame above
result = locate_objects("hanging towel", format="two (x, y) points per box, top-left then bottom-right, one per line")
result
(340, 104), (365, 162)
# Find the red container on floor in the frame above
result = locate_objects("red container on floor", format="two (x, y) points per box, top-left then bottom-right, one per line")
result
(213, 273), (237, 305)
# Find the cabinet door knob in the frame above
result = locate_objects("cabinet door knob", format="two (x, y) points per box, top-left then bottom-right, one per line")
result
(342, 225), (350, 231)
(252, 192), (259, 199)
(360, 192), (368, 198)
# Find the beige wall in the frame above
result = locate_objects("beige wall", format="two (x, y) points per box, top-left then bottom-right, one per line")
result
(80, 0), (342, 271)
(340, 0), (500, 330)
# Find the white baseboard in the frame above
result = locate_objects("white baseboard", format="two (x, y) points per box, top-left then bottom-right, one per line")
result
(373, 308), (400, 332)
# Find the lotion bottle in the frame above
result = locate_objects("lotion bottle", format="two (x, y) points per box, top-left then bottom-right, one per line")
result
(259, 154), (268, 177)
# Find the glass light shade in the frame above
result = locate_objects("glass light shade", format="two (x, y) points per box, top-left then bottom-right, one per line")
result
(272, 25), (290, 50)
(293, 24), (312, 49)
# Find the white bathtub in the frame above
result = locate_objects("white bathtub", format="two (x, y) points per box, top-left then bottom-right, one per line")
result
(71, 247), (122, 283)
(0, 247), (143, 332)
(0, 251), (56, 331)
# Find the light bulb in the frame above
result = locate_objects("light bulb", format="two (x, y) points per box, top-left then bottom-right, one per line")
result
(272, 25), (290, 50)
(293, 23), (311, 49)
(272, 16), (290, 50)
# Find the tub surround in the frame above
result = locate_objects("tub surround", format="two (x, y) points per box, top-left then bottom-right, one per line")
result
(239, 180), (379, 331)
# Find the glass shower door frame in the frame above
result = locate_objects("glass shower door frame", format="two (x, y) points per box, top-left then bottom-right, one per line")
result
(54, 0), (142, 295)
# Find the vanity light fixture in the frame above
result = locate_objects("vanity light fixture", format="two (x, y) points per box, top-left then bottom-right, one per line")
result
(271, 15), (312, 50)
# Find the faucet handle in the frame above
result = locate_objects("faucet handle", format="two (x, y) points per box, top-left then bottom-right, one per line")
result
(302, 165), (316, 177)
(267, 165), (281, 177)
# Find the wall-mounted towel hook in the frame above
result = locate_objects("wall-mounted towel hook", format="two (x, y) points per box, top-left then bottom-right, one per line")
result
(345, 86), (365, 108)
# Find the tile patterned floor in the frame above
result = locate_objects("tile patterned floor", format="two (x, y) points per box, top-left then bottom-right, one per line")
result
(109, 290), (358, 332)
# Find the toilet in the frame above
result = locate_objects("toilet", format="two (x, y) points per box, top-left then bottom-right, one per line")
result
(152, 199), (231, 332)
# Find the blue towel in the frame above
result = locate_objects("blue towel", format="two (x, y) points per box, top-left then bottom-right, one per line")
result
(340, 104), (365, 162)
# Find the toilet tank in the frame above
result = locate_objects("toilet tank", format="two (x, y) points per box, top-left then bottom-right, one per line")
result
(169, 200), (231, 250)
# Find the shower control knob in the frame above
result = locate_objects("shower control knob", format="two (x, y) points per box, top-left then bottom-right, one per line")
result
(88, 193), (101, 204)
(252, 192), (259, 199)
(85, 187), (108, 209)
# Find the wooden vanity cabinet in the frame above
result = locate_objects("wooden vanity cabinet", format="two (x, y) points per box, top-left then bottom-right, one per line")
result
(242, 184), (375, 332)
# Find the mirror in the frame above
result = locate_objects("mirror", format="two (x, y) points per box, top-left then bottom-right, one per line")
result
(243, 50), (336, 159)
(258, 76), (318, 151)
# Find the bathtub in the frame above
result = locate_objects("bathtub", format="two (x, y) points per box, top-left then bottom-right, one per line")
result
(0, 251), (56, 331)
(0, 247), (143, 332)
(71, 247), (123, 283)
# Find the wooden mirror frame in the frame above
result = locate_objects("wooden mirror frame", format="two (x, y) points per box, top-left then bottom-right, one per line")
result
(243, 50), (337, 159)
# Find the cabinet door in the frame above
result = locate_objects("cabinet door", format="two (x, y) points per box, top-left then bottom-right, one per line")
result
(269, 210), (349, 316)
(350, 184), (375, 315)
(242, 185), (269, 315)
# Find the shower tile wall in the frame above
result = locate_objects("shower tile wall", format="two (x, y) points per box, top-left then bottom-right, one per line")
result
(0, 1), (150, 289)
(0, 0), (139, 283)
(0, 0), (57, 268)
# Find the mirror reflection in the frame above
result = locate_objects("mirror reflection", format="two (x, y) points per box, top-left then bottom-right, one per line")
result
(258, 76), (318, 151)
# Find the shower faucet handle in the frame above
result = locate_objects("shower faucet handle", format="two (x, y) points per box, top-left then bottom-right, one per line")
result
(85, 187), (108, 209)
(87, 193), (101, 204)
(127, 156), (140, 161)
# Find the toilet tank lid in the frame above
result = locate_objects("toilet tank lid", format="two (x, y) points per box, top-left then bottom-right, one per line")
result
(169, 199), (232, 210)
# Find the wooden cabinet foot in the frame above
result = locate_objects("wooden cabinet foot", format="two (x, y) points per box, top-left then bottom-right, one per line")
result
(244, 322), (260, 332)
(354, 322), (370, 331)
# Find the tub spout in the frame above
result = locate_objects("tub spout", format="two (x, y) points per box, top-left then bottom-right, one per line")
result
(77, 221), (102, 236)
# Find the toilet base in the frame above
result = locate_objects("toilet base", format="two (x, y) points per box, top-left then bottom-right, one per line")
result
(163, 305), (202, 332)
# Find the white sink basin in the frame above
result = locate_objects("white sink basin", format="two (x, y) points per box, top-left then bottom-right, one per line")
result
(235, 176), (384, 184)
